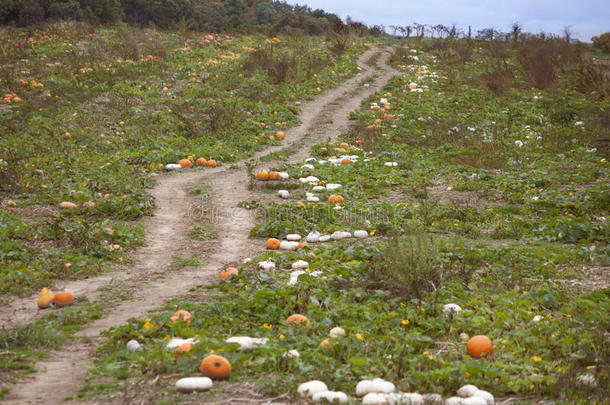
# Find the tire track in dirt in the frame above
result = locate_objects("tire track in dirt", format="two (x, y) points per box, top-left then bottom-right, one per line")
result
(2, 46), (397, 404)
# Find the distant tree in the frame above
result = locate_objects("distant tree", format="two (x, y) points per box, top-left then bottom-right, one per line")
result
(562, 26), (573, 42)
(18, 0), (44, 25)
(510, 22), (522, 42)
(192, 1), (226, 31)
(476, 27), (501, 40)
(253, 0), (275, 25)
(311, 8), (325, 18)
(592, 32), (610, 53)
(413, 22), (424, 38)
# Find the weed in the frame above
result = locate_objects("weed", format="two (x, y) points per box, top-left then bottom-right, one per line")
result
(365, 232), (442, 298)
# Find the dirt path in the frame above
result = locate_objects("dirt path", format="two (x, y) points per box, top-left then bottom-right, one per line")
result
(2, 46), (397, 404)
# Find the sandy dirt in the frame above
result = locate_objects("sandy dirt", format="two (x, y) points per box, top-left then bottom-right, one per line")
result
(1, 46), (398, 404)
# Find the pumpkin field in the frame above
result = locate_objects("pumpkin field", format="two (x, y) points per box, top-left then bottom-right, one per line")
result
(1, 20), (609, 405)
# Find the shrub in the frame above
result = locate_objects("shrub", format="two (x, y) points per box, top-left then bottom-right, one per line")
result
(518, 38), (557, 89)
(591, 32), (610, 53)
(365, 232), (442, 298)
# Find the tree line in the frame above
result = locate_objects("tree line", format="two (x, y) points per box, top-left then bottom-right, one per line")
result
(0, 0), (383, 35)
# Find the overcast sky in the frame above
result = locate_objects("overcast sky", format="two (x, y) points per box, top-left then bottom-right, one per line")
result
(286, 0), (609, 41)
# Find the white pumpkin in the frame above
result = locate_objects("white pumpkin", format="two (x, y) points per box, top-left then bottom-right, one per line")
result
(225, 336), (268, 350)
(257, 260), (276, 271)
(326, 183), (342, 190)
(306, 231), (321, 243)
(288, 270), (306, 285)
(331, 231), (345, 240)
(353, 230), (368, 238)
(306, 193), (320, 202)
(362, 392), (388, 405)
(286, 234), (302, 241)
(301, 164), (315, 170)
(279, 171), (290, 179)
(442, 303), (462, 314)
(318, 234), (331, 242)
(126, 339), (142, 352)
(329, 327), (345, 338)
(312, 185), (326, 192)
(463, 398), (487, 405)
(175, 377), (213, 392)
(243, 257), (252, 263)
(166, 337), (197, 349)
(291, 260), (309, 270)
(473, 390), (494, 405)
(278, 190), (290, 199)
(305, 158), (317, 163)
(422, 394), (443, 404)
(299, 175), (319, 184)
(384, 162), (398, 167)
(386, 393), (424, 405)
(457, 385), (479, 398)
(284, 349), (300, 359)
(356, 378), (396, 396)
(312, 391), (348, 403)
(165, 163), (182, 170)
(279, 241), (299, 250)
(445, 398), (465, 405)
(298, 380), (328, 397)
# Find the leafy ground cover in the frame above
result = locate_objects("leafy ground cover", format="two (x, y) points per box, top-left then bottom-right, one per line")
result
(82, 42), (608, 403)
(0, 22), (366, 294)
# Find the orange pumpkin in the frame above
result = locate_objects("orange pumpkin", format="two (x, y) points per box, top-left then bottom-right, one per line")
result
(297, 241), (308, 249)
(320, 147), (328, 152)
(37, 287), (55, 309)
(467, 335), (493, 358)
(220, 267), (238, 280)
(179, 159), (192, 168)
(195, 157), (207, 166)
(256, 170), (269, 180)
(200, 355), (231, 380)
(319, 338), (337, 350)
(266, 238), (280, 250)
(340, 158), (351, 165)
(170, 310), (192, 325)
(59, 201), (78, 209)
(286, 314), (310, 327)
(174, 342), (193, 358)
(327, 194), (345, 204)
(54, 291), (74, 307)
(206, 159), (217, 167)
(268, 171), (280, 180)
(339, 142), (349, 148)
(276, 131), (285, 139)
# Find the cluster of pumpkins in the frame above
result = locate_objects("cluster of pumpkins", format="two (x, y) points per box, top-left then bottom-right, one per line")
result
(164, 158), (217, 171)
(58, 201), (96, 209)
(37, 287), (75, 308)
(135, 311), (316, 393)
(256, 170), (289, 180)
(297, 378), (495, 404)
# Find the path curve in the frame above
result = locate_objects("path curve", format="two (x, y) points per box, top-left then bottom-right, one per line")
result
(2, 46), (398, 404)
